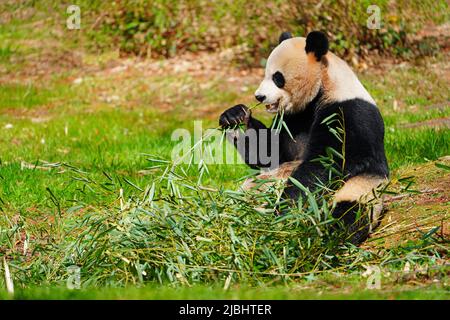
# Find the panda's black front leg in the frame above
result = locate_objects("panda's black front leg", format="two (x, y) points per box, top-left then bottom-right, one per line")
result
(219, 104), (273, 169)
(219, 104), (268, 131)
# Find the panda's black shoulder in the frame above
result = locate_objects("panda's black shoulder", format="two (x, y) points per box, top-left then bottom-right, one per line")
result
(316, 98), (384, 134)
(314, 98), (388, 176)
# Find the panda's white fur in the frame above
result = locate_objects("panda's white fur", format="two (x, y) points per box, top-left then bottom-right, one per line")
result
(255, 37), (375, 113)
(323, 53), (376, 105)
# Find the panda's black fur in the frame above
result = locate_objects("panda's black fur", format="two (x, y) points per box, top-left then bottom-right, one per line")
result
(219, 31), (389, 245)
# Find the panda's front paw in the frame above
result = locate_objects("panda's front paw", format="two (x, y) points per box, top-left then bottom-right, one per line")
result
(219, 104), (250, 129)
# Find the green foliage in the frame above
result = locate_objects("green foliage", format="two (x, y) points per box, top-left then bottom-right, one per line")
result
(1, 159), (446, 289)
(0, 110), (446, 289)
(86, 0), (448, 65)
(94, 0), (281, 64)
(0, 153), (336, 287)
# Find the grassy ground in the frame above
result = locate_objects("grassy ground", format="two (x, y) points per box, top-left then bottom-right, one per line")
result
(0, 3), (449, 299)
(1, 283), (448, 300)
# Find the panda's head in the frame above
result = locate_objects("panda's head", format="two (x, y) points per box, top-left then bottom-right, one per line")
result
(255, 31), (329, 113)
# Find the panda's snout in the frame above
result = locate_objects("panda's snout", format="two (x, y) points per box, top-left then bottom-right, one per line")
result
(255, 94), (266, 103)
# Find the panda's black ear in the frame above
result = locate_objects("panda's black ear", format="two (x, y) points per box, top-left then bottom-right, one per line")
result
(305, 31), (329, 61)
(279, 31), (292, 44)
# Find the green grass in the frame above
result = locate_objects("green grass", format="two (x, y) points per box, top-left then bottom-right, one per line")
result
(386, 128), (450, 169)
(0, 44), (16, 63)
(0, 83), (74, 110)
(0, 2), (449, 300)
(1, 284), (448, 300)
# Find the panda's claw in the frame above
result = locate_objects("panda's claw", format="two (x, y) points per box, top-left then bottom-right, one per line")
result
(219, 104), (250, 129)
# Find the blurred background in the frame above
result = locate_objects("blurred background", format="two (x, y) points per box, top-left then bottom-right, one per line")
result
(82, 0), (447, 66)
(3, 0), (447, 65)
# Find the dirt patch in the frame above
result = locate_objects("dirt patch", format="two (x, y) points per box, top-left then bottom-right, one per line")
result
(12, 48), (83, 79)
(399, 117), (450, 129)
(365, 157), (450, 249)
(91, 48), (264, 86)
(0, 5), (36, 24)
(411, 22), (450, 48)
(423, 103), (450, 111)
(1, 104), (54, 121)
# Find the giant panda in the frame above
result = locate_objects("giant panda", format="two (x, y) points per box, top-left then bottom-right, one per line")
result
(219, 31), (389, 245)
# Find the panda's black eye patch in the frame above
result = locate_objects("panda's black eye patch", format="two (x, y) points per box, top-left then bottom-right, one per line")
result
(272, 71), (285, 88)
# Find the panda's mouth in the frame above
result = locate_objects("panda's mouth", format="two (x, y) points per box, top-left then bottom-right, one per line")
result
(265, 100), (280, 113)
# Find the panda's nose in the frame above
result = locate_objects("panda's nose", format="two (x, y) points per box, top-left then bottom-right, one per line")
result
(255, 95), (266, 103)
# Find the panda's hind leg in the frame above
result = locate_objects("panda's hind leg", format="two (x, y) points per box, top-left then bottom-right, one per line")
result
(332, 201), (371, 245)
(332, 175), (387, 245)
